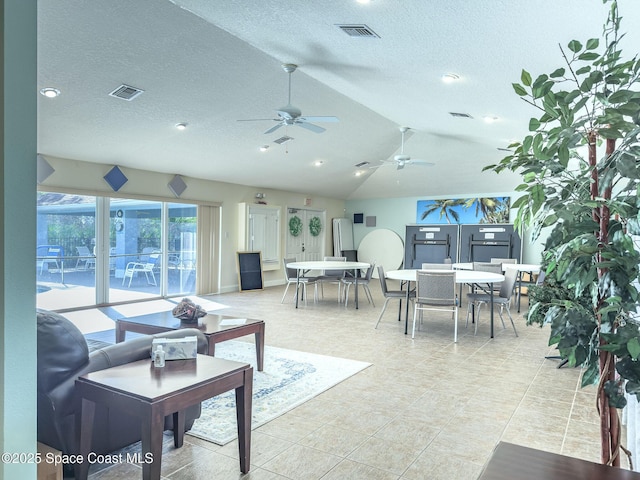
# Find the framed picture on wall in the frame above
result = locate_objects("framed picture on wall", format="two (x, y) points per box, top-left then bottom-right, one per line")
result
(416, 197), (510, 224)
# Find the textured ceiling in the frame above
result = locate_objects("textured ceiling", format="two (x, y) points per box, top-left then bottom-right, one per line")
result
(37, 0), (640, 199)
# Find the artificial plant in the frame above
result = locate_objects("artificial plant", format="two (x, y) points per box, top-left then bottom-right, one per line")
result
(486, 0), (640, 466)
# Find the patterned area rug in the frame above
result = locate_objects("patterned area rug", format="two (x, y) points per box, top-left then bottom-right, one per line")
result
(187, 341), (371, 445)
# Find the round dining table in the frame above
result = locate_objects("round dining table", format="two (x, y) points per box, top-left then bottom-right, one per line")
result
(386, 269), (505, 338)
(453, 262), (541, 312)
(286, 261), (371, 309)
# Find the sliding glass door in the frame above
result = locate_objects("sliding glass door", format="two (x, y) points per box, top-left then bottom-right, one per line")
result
(37, 192), (199, 310)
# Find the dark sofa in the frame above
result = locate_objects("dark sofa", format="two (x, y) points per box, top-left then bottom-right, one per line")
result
(36, 309), (208, 459)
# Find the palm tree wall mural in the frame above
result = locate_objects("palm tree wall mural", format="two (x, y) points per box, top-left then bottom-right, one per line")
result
(417, 197), (510, 224)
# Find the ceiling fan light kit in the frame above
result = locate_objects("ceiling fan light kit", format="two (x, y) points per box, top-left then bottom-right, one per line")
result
(238, 63), (339, 135)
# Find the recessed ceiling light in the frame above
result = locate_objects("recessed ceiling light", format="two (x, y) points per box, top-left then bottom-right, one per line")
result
(314, 160), (324, 167)
(355, 171), (364, 177)
(259, 145), (269, 152)
(175, 123), (187, 130)
(356, 0), (371, 4)
(483, 116), (499, 123)
(441, 73), (460, 83)
(40, 87), (60, 98)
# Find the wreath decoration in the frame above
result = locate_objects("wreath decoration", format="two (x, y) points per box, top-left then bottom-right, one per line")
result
(289, 216), (303, 237)
(309, 216), (322, 237)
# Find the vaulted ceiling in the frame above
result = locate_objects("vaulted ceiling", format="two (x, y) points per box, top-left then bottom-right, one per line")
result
(37, 0), (640, 199)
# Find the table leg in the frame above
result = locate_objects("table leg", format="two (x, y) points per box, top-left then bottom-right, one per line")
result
(173, 411), (185, 448)
(235, 367), (253, 474)
(115, 321), (125, 343)
(489, 282), (495, 339)
(140, 406), (164, 480)
(355, 276), (359, 309)
(295, 269), (300, 308)
(75, 398), (95, 480)
(404, 282), (410, 335)
(255, 326), (265, 372)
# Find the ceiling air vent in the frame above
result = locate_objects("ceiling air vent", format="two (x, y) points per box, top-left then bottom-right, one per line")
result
(449, 112), (473, 118)
(336, 24), (380, 38)
(273, 136), (294, 145)
(109, 84), (144, 101)
(355, 161), (370, 168)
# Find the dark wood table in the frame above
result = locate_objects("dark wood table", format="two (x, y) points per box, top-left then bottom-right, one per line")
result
(479, 442), (640, 480)
(75, 354), (253, 480)
(116, 311), (265, 371)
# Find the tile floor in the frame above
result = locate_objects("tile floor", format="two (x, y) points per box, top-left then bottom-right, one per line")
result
(76, 281), (619, 479)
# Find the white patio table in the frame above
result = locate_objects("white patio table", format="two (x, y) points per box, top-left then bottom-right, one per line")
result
(286, 261), (370, 309)
(386, 269), (505, 338)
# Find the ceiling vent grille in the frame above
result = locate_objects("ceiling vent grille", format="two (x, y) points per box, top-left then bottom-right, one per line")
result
(273, 135), (294, 145)
(355, 161), (370, 167)
(109, 84), (144, 101)
(449, 112), (473, 118)
(336, 24), (380, 38)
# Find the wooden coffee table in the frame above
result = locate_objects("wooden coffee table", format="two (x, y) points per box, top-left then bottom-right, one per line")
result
(75, 355), (253, 480)
(116, 311), (265, 371)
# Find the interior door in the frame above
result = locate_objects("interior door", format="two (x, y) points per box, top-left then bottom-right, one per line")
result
(285, 208), (325, 261)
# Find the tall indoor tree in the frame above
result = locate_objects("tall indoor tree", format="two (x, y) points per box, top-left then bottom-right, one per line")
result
(485, 0), (640, 466)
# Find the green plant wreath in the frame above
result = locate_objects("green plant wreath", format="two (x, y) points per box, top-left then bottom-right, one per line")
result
(309, 216), (322, 237)
(288, 216), (303, 237)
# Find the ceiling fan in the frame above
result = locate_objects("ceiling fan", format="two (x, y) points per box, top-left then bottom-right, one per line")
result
(237, 63), (339, 134)
(372, 127), (435, 170)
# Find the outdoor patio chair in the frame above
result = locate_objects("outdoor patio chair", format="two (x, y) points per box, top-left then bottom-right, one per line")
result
(75, 246), (95, 270)
(122, 252), (160, 287)
(37, 245), (63, 275)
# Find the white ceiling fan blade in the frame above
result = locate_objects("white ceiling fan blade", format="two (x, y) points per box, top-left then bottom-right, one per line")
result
(299, 116), (339, 123)
(296, 121), (325, 133)
(264, 122), (284, 134)
(407, 159), (435, 166)
(237, 118), (278, 122)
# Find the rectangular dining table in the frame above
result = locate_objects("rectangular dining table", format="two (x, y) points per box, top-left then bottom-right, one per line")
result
(385, 268), (505, 337)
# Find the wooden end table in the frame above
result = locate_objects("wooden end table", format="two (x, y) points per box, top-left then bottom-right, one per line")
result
(116, 311), (265, 371)
(75, 354), (253, 480)
(479, 441), (640, 480)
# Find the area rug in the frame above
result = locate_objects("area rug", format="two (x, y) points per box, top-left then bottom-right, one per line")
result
(187, 341), (371, 445)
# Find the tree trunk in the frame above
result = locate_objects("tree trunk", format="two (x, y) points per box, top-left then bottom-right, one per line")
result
(592, 133), (620, 466)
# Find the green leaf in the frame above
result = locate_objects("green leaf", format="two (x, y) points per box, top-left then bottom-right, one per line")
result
(521, 69), (532, 87)
(512, 83), (527, 96)
(578, 52), (600, 61)
(629, 338), (640, 360)
(558, 146), (570, 166)
(608, 89), (636, 103)
(568, 40), (583, 53)
(550, 68), (566, 78)
(586, 38), (600, 50)
(528, 117), (541, 131)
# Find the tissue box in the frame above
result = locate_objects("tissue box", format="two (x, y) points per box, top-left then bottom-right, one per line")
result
(151, 336), (198, 360)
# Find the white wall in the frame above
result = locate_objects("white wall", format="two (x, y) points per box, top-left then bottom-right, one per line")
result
(346, 193), (546, 264)
(39, 156), (346, 292)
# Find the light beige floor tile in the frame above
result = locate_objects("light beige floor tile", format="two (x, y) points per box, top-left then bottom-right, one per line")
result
(260, 444), (342, 479)
(80, 287), (605, 479)
(322, 459), (400, 480)
(347, 436), (424, 475)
